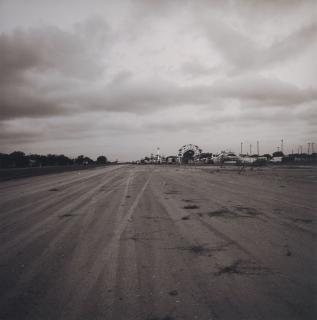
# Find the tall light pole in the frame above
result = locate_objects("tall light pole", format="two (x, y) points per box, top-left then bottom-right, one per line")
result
(281, 139), (284, 153)
(257, 141), (259, 156)
(250, 144), (252, 155)
(240, 142), (243, 155)
(157, 147), (161, 163)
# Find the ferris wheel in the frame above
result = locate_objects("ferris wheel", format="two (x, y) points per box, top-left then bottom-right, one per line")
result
(178, 144), (202, 163)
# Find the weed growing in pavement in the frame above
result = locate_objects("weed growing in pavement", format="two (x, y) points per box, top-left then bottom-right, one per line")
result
(207, 209), (234, 218)
(207, 207), (259, 218)
(218, 260), (241, 274)
(175, 244), (210, 255)
(190, 245), (208, 253)
(165, 190), (179, 195)
(184, 204), (199, 209)
(168, 290), (178, 296)
(147, 316), (175, 320)
(292, 218), (313, 223)
(235, 206), (259, 217)
(217, 260), (269, 276)
(58, 213), (77, 219)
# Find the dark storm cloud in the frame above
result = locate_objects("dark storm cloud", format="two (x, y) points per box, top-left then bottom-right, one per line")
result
(0, 84), (70, 119)
(0, 120), (47, 144)
(0, 18), (110, 120)
(0, 23), (108, 82)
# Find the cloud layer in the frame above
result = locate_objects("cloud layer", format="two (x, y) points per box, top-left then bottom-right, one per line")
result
(0, 0), (316, 159)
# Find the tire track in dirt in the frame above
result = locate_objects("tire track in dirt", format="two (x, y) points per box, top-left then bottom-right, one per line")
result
(108, 174), (217, 320)
(57, 169), (152, 319)
(0, 169), (132, 317)
(152, 167), (317, 319)
(0, 166), (121, 207)
(181, 168), (317, 236)
(1, 165), (316, 320)
(0, 168), (126, 257)
(0, 166), (123, 222)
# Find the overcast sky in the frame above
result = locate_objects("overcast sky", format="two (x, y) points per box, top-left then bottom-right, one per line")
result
(0, 0), (316, 160)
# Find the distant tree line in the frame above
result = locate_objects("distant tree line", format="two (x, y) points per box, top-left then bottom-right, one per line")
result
(0, 151), (109, 169)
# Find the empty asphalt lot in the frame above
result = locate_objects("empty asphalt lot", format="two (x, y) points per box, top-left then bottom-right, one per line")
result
(0, 165), (316, 320)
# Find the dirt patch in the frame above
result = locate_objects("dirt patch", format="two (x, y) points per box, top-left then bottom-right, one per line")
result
(218, 260), (241, 274)
(217, 260), (268, 276)
(182, 199), (194, 203)
(181, 215), (190, 220)
(146, 316), (175, 320)
(165, 191), (178, 195)
(58, 213), (77, 219)
(199, 206), (259, 219)
(126, 236), (159, 241)
(141, 216), (170, 220)
(180, 244), (210, 255)
(207, 209), (235, 218)
(126, 195), (131, 198)
(234, 206), (259, 217)
(49, 188), (59, 191)
(184, 204), (199, 210)
(292, 218), (313, 223)
(168, 290), (178, 296)
(284, 245), (292, 256)
(208, 243), (231, 252)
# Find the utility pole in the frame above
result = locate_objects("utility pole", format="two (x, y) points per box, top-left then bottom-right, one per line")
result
(312, 142), (315, 154)
(308, 143), (311, 155)
(250, 144), (252, 155)
(240, 142), (243, 155)
(300, 145), (303, 154)
(257, 141), (259, 156)
(281, 139), (284, 153)
(157, 147), (161, 163)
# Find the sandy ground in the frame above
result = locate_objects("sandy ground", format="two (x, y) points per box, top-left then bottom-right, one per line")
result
(0, 165), (316, 320)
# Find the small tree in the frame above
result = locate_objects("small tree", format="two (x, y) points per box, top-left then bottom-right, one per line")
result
(74, 155), (85, 165)
(96, 155), (108, 165)
(9, 151), (28, 167)
(272, 151), (284, 157)
(83, 157), (94, 165)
